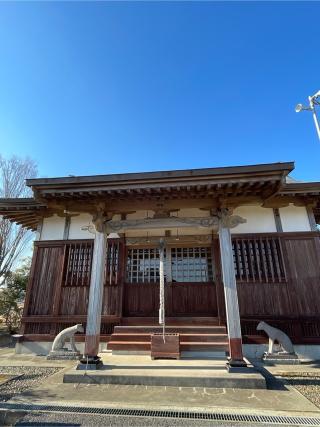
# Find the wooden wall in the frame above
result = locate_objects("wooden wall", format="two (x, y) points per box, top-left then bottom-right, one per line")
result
(234, 232), (320, 344)
(123, 282), (217, 317)
(21, 231), (320, 345)
(21, 240), (120, 341)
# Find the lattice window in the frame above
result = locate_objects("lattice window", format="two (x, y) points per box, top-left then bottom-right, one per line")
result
(126, 248), (161, 283)
(126, 246), (213, 283)
(232, 237), (286, 283)
(171, 247), (213, 283)
(105, 240), (121, 285)
(62, 242), (93, 287)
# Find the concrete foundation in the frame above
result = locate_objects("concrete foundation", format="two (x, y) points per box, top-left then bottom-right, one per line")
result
(63, 354), (266, 389)
(15, 342), (107, 356)
(243, 344), (320, 361)
(47, 349), (81, 360)
(15, 341), (320, 362)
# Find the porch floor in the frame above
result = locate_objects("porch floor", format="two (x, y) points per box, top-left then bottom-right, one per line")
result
(63, 353), (266, 389)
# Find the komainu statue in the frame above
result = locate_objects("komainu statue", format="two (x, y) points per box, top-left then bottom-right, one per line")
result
(47, 324), (84, 360)
(257, 321), (295, 355)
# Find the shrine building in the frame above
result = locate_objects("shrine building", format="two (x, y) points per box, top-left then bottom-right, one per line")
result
(1, 161), (320, 366)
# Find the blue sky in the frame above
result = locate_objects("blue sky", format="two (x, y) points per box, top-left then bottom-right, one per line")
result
(0, 1), (320, 182)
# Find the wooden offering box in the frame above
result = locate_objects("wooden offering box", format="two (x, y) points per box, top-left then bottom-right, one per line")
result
(151, 333), (180, 359)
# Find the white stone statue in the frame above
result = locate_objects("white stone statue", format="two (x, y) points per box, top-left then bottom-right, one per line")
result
(51, 324), (84, 353)
(257, 321), (295, 354)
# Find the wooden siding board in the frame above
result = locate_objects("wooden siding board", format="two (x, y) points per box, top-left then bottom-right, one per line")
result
(28, 246), (64, 316)
(22, 233), (320, 344)
(282, 235), (320, 315)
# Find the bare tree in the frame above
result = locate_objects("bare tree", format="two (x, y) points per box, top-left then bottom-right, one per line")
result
(0, 156), (37, 285)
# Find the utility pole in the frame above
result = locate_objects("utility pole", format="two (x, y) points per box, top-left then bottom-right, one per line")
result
(295, 90), (320, 140)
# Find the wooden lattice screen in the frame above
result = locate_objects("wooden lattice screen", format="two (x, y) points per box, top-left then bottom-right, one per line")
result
(105, 238), (124, 285)
(62, 242), (94, 287)
(232, 236), (286, 283)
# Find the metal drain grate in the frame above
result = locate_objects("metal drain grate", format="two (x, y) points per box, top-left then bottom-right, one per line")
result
(0, 402), (319, 425)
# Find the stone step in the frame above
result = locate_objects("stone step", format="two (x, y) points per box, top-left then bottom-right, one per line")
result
(64, 364), (266, 389)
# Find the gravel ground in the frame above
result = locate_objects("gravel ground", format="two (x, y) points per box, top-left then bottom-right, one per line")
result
(281, 374), (320, 409)
(0, 366), (61, 402)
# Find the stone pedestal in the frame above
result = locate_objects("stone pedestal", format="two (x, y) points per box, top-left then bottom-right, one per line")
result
(262, 353), (301, 365)
(77, 356), (103, 370)
(47, 348), (80, 360)
(226, 358), (248, 372)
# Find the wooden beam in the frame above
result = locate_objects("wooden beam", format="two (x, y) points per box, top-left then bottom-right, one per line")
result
(22, 315), (120, 323)
(3, 211), (37, 218)
(106, 216), (220, 233)
(15, 219), (38, 228)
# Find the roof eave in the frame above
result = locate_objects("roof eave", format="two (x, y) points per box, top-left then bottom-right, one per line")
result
(26, 162), (295, 190)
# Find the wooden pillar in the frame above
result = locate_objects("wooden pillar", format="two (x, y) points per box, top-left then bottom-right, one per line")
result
(273, 208), (283, 232)
(80, 211), (108, 368)
(306, 205), (318, 231)
(63, 215), (71, 240)
(218, 212), (247, 369)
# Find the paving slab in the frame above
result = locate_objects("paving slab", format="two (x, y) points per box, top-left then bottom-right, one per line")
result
(1, 349), (319, 418)
(7, 363), (319, 417)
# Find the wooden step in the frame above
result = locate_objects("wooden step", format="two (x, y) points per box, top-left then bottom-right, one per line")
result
(110, 333), (228, 343)
(177, 334), (228, 343)
(108, 341), (229, 352)
(121, 317), (221, 326)
(114, 326), (226, 334)
(108, 334), (151, 342)
(180, 342), (228, 351)
(108, 341), (150, 351)
(109, 320), (228, 353)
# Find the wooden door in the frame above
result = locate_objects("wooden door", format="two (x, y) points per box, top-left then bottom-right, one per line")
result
(123, 245), (218, 317)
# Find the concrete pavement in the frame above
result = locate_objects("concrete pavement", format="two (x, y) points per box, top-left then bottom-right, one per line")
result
(0, 348), (319, 421)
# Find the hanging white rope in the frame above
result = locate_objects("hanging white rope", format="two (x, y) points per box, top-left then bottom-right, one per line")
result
(159, 238), (166, 343)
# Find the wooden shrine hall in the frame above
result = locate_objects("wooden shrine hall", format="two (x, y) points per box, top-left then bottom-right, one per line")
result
(1, 161), (320, 367)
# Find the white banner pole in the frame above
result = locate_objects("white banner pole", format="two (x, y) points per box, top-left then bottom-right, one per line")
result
(159, 238), (165, 342)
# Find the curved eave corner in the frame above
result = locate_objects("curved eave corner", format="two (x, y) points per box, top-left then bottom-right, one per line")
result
(0, 198), (47, 231)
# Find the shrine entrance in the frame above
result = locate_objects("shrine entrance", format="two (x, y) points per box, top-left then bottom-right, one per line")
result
(123, 242), (219, 317)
